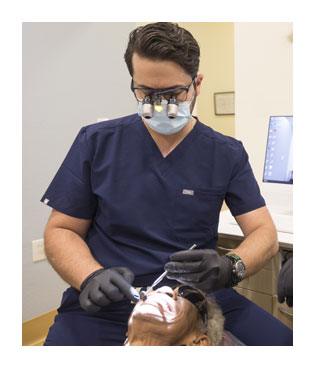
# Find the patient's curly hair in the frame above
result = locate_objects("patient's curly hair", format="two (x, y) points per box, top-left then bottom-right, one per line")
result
(200, 296), (225, 346)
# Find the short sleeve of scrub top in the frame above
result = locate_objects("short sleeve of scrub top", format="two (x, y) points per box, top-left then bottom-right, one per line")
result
(224, 141), (265, 216)
(40, 127), (97, 219)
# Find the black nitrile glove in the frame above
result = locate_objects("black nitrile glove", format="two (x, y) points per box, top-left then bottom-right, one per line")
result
(79, 267), (136, 313)
(277, 257), (293, 307)
(164, 249), (233, 292)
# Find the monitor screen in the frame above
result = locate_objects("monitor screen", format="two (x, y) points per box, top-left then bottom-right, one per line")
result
(263, 116), (293, 184)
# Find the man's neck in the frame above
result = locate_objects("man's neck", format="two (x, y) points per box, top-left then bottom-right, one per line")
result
(143, 117), (197, 158)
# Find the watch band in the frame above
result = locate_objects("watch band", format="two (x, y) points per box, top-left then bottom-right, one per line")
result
(225, 253), (242, 263)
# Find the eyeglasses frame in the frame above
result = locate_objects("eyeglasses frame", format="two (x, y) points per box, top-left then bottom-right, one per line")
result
(131, 78), (196, 103)
(177, 285), (208, 325)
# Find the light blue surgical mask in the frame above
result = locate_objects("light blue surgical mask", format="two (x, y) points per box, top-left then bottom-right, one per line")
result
(138, 99), (192, 135)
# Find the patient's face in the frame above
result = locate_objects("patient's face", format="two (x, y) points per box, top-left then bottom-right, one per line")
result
(125, 286), (210, 346)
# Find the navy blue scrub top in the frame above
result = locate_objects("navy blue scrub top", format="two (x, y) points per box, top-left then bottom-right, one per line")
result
(41, 114), (265, 286)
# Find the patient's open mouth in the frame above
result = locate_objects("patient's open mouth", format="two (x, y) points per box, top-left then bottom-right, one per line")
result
(140, 298), (174, 316)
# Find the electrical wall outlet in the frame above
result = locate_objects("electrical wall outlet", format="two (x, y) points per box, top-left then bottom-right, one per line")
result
(32, 239), (46, 262)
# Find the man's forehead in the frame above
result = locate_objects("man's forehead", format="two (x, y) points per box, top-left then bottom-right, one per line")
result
(132, 53), (191, 88)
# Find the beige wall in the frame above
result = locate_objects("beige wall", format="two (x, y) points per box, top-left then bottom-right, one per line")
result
(235, 22), (292, 181)
(179, 23), (234, 137)
(136, 22), (235, 137)
(234, 23), (293, 212)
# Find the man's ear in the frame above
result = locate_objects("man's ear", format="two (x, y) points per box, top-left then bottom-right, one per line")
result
(192, 334), (211, 346)
(194, 74), (204, 97)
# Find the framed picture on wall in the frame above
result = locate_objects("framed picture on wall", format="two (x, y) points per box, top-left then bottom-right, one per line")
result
(214, 92), (235, 115)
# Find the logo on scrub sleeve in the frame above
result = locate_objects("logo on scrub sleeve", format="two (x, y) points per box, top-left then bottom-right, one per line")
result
(182, 189), (194, 196)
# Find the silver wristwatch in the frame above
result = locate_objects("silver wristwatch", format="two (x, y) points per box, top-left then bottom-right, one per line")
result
(225, 253), (246, 287)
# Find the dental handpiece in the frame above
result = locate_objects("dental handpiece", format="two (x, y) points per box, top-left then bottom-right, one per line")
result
(141, 243), (198, 299)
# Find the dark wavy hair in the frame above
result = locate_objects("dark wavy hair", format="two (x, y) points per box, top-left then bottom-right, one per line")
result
(124, 22), (200, 78)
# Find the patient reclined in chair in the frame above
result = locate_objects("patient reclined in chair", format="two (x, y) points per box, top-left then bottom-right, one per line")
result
(124, 285), (244, 346)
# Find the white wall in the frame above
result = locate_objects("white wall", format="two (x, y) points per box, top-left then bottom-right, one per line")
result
(234, 23), (293, 212)
(23, 22), (136, 321)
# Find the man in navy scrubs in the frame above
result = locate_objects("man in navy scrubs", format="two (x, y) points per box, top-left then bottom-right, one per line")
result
(41, 22), (292, 345)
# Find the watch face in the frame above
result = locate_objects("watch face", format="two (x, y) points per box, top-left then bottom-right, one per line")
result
(234, 261), (246, 280)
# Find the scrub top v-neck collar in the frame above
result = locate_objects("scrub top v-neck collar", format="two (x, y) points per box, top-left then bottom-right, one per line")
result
(135, 115), (201, 176)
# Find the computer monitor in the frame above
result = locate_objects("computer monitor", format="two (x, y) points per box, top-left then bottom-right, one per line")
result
(263, 116), (293, 185)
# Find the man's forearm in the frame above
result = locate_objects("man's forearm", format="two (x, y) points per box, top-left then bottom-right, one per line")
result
(44, 228), (104, 290)
(231, 224), (279, 278)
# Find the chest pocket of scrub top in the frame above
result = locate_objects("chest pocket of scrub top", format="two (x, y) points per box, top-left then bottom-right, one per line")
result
(172, 188), (225, 240)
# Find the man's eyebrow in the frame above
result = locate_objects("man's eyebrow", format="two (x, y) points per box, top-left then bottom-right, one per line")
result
(135, 84), (186, 90)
